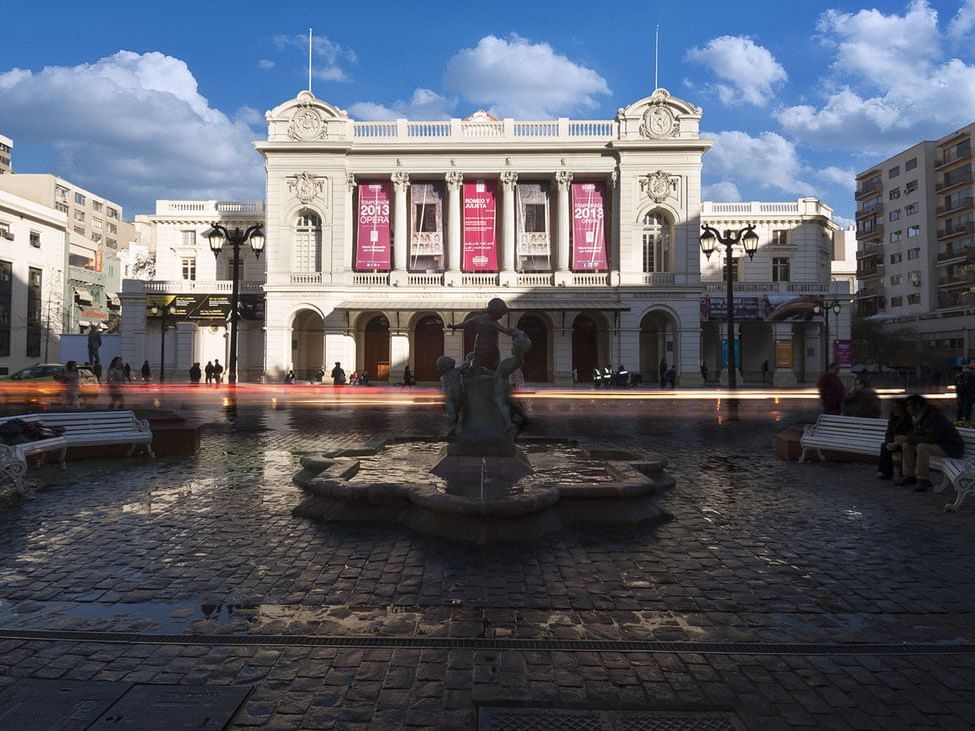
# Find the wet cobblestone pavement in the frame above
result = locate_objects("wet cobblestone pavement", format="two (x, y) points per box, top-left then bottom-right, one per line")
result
(1, 393), (975, 728)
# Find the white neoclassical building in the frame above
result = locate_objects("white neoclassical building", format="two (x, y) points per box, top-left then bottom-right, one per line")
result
(122, 86), (849, 385)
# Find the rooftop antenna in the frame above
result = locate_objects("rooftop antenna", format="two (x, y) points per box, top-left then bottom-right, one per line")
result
(308, 27), (313, 94)
(654, 25), (660, 90)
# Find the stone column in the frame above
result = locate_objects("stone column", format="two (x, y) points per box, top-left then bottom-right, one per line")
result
(344, 174), (356, 274)
(445, 170), (463, 285)
(391, 171), (409, 286)
(500, 170), (518, 287)
(555, 170), (573, 286)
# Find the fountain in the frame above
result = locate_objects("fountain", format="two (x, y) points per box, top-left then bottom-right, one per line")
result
(293, 298), (675, 543)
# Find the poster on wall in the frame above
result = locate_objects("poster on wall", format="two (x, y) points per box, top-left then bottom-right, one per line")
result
(721, 339), (742, 368)
(833, 339), (853, 368)
(570, 182), (608, 271)
(355, 181), (391, 271)
(146, 294), (265, 321)
(774, 339), (793, 368)
(462, 179), (498, 271)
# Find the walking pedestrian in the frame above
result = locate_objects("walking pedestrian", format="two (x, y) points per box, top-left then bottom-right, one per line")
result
(141, 360), (151, 383)
(204, 360), (214, 384)
(816, 362), (845, 415)
(107, 356), (126, 409)
(189, 362), (202, 384)
(59, 361), (81, 409)
(402, 365), (415, 387)
(331, 362), (346, 385)
(762, 360), (770, 383)
(659, 358), (667, 388)
(123, 362), (132, 382)
(700, 361), (709, 382)
(956, 360), (975, 421)
(213, 359), (224, 384)
(285, 370), (296, 384)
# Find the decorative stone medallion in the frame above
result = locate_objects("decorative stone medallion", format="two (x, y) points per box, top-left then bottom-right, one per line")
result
(640, 104), (678, 139)
(287, 172), (326, 204)
(641, 170), (678, 203)
(288, 105), (327, 141)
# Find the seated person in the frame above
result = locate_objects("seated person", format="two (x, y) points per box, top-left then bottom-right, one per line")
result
(893, 394), (965, 491)
(842, 377), (882, 418)
(878, 398), (912, 480)
(615, 366), (629, 387)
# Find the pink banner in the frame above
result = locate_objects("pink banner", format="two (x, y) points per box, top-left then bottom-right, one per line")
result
(463, 180), (498, 271)
(571, 182), (608, 270)
(355, 181), (391, 270)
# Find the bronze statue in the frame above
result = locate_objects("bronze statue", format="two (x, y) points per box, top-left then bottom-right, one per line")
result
(447, 297), (517, 371)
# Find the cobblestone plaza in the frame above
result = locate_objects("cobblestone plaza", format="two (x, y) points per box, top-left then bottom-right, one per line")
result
(1, 392), (974, 729)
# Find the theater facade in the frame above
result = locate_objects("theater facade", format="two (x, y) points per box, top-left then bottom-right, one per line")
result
(122, 87), (845, 385)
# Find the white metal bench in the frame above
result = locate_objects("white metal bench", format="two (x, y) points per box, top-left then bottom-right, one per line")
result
(799, 415), (888, 463)
(0, 411), (153, 493)
(800, 413), (975, 511)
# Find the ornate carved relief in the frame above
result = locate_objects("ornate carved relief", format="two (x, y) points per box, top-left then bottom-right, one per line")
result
(556, 170), (573, 190)
(641, 170), (680, 204)
(347, 173), (357, 191)
(445, 170), (464, 190)
(500, 170), (519, 189)
(639, 90), (681, 139)
(391, 171), (410, 191)
(288, 103), (327, 141)
(287, 172), (326, 205)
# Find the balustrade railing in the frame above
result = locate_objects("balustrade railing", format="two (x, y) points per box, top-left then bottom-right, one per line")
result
(642, 272), (675, 286)
(351, 272), (388, 286)
(406, 273), (444, 286)
(461, 273), (498, 287)
(143, 280), (264, 293)
(516, 273), (554, 287)
(571, 273), (609, 286)
(291, 272), (324, 285)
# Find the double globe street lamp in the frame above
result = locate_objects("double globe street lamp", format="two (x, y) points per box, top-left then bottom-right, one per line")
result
(204, 223), (265, 385)
(147, 304), (174, 383)
(814, 299), (844, 372)
(700, 224), (759, 390)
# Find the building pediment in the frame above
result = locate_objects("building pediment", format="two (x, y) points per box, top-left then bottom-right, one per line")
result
(616, 88), (702, 141)
(266, 90), (352, 142)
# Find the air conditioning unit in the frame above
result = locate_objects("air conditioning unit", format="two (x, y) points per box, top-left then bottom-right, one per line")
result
(910, 273), (921, 286)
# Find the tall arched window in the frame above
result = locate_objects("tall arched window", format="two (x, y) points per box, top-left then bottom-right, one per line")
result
(642, 211), (672, 273)
(293, 212), (322, 272)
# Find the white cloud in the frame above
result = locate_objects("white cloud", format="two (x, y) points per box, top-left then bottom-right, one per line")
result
(257, 59), (275, 70)
(702, 182), (742, 201)
(685, 36), (786, 106)
(815, 165), (856, 191)
(779, 2), (975, 152)
(349, 88), (455, 121)
(949, 0), (975, 40)
(0, 51), (263, 214)
(704, 130), (814, 196)
(442, 35), (610, 118)
(272, 33), (355, 83)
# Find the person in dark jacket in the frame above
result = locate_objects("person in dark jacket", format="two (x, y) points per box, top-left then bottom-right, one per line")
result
(956, 360), (975, 421)
(878, 398), (912, 480)
(842, 376), (881, 418)
(893, 394), (965, 491)
(816, 362), (845, 415)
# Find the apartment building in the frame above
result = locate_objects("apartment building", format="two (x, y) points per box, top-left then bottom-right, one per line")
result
(0, 174), (132, 333)
(855, 124), (975, 365)
(0, 134), (12, 174)
(0, 190), (67, 374)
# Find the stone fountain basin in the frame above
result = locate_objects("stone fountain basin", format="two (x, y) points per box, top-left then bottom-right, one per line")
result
(292, 438), (675, 543)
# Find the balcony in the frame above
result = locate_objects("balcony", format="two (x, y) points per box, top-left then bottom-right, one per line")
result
(856, 223), (884, 240)
(856, 285), (884, 299)
(855, 179), (882, 199)
(857, 243), (884, 260)
(701, 281), (831, 294)
(856, 200), (883, 217)
(857, 263), (884, 278)
(351, 117), (618, 144)
(936, 170), (973, 192)
(642, 272), (676, 287)
(937, 197), (974, 216)
(938, 222), (975, 240)
(936, 148), (973, 169)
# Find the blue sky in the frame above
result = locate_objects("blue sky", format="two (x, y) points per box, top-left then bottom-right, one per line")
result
(3, 0), (975, 222)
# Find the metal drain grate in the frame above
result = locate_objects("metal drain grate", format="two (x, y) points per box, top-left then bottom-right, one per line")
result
(479, 707), (744, 731)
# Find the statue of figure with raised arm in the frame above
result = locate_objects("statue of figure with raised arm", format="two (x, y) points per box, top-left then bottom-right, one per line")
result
(447, 297), (517, 372)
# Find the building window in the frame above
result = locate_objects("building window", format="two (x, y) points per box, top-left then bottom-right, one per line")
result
(889, 165), (900, 178)
(106, 238), (117, 249)
(641, 211), (672, 273)
(181, 257), (196, 281)
(771, 229), (788, 245)
(905, 157), (918, 171)
(890, 274), (902, 285)
(73, 225), (85, 236)
(0, 260), (10, 357)
(0, 222), (10, 239)
(92, 201), (102, 213)
(26, 267), (41, 358)
(92, 217), (102, 231)
(74, 210), (85, 222)
(722, 258), (741, 282)
(905, 180), (918, 194)
(889, 231), (901, 242)
(106, 208), (118, 220)
(293, 211), (322, 273)
(906, 203), (918, 216)
(181, 230), (196, 247)
(91, 233), (102, 244)
(74, 192), (86, 205)
(907, 225), (920, 238)
(772, 257), (790, 282)
(107, 222), (117, 234)
(29, 231), (40, 248)
(890, 252), (903, 264)
(889, 209), (900, 221)
(907, 247), (921, 260)
(907, 293), (921, 305)
(524, 204), (546, 233)
(55, 202), (68, 214)
(55, 185), (68, 201)
(890, 296), (903, 307)
(889, 188), (900, 200)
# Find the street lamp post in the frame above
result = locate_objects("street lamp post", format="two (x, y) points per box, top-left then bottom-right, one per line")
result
(147, 304), (173, 383)
(815, 300), (843, 372)
(700, 224), (759, 390)
(205, 223), (265, 385)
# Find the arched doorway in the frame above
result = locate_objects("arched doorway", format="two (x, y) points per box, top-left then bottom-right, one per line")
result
(414, 314), (444, 381)
(640, 310), (676, 385)
(363, 315), (390, 382)
(518, 315), (548, 382)
(572, 315), (599, 382)
(291, 309), (324, 381)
